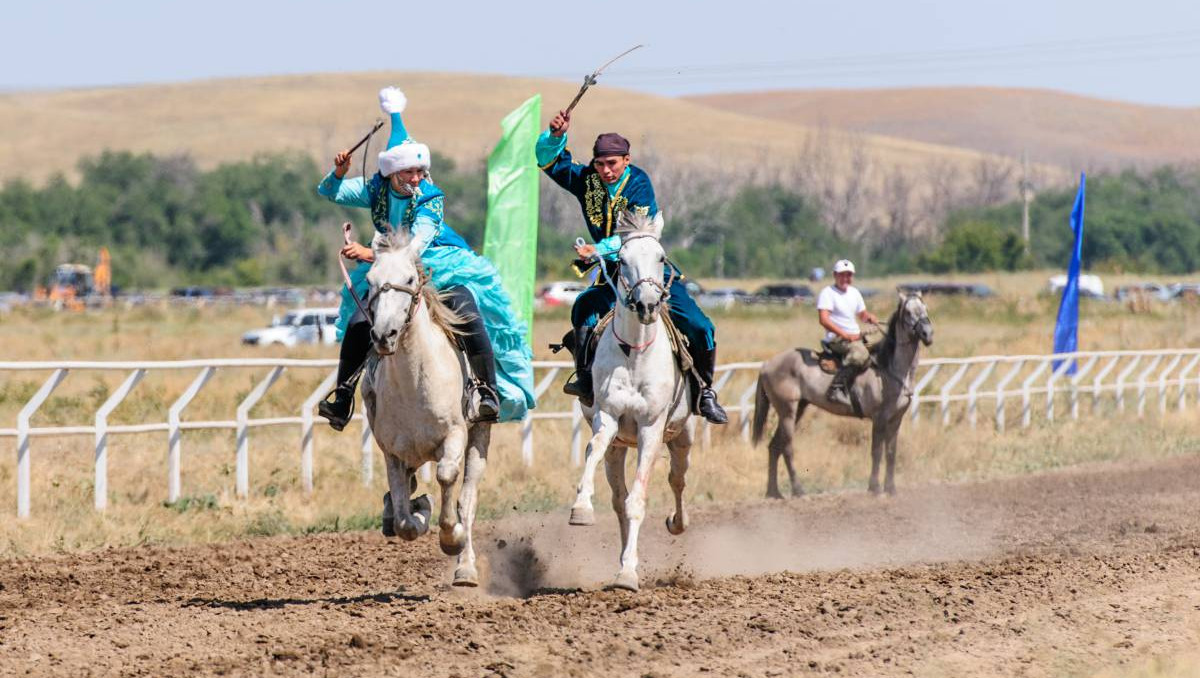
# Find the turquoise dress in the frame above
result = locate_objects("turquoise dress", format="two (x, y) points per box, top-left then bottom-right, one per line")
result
(317, 118), (535, 421)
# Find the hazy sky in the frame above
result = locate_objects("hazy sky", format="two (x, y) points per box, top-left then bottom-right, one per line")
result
(6, 0), (1200, 106)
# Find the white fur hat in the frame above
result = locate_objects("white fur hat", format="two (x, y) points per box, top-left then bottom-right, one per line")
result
(378, 142), (431, 175)
(378, 86), (407, 114)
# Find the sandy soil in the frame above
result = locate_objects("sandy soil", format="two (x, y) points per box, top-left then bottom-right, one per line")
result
(3, 455), (1200, 677)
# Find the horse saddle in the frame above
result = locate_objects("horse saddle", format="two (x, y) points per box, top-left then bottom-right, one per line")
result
(549, 308), (694, 375)
(800, 338), (883, 375)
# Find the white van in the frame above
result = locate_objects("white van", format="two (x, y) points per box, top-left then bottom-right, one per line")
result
(242, 307), (340, 346)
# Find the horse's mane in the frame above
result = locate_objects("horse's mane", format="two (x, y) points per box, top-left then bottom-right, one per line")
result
(374, 229), (411, 252)
(874, 297), (904, 371)
(373, 230), (466, 338)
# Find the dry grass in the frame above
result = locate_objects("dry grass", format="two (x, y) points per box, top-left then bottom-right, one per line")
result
(3, 271), (1200, 555)
(2, 72), (1012, 186)
(686, 87), (1200, 170)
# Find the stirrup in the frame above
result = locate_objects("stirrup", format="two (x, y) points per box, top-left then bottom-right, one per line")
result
(563, 371), (594, 407)
(826, 384), (851, 406)
(466, 380), (500, 424)
(697, 388), (729, 425)
(318, 386), (356, 432)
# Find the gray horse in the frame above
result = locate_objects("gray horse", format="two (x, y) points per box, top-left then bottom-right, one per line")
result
(751, 293), (933, 497)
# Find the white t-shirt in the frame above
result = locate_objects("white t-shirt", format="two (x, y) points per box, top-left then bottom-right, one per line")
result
(817, 285), (866, 342)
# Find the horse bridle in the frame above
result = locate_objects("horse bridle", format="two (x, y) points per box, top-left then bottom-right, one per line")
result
(608, 233), (676, 312)
(361, 269), (428, 332)
(901, 299), (932, 339)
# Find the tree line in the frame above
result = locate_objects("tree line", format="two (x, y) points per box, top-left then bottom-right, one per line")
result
(0, 150), (1197, 292)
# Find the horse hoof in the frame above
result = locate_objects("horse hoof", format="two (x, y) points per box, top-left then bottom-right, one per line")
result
(569, 506), (595, 526)
(397, 523), (422, 542)
(453, 564), (479, 587)
(766, 489), (784, 500)
(606, 571), (639, 592)
(439, 524), (467, 556)
(665, 512), (687, 536)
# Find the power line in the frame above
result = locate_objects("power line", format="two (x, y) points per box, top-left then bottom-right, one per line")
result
(531, 28), (1200, 87)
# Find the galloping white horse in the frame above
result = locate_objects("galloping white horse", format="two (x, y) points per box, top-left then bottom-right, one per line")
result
(360, 230), (490, 586)
(569, 211), (694, 592)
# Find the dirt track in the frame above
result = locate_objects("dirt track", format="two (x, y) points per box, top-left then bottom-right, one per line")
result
(4, 455), (1200, 677)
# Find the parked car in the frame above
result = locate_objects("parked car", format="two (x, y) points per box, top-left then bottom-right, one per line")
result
(898, 282), (994, 298)
(750, 283), (814, 306)
(697, 287), (750, 310)
(1047, 274), (1105, 299)
(242, 307), (340, 346)
(537, 281), (586, 309)
(1114, 282), (1172, 303)
(1171, 283), (1200, 300)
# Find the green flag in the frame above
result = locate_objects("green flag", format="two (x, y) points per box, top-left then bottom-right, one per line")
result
(483, 94), (541, 341)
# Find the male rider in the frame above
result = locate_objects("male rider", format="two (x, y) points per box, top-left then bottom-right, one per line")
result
(535, 109), (727, 424)
(817, 259), (878, 407)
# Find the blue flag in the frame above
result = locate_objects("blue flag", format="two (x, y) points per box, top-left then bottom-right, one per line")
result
(1053, 173), (1086, 374)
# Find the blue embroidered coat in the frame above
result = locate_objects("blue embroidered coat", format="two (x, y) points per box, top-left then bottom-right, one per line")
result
(536, 132), (658, 259)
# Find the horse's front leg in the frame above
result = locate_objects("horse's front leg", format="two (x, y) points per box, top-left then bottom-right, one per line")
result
(868, 418), (887, 495)
(436, 429), (468, 557)
(452, 425), (490, 586)
(665, 427), (692, 535)
(611, 417), (667, 592)
(605, 445), (629, 546)
(883, 416), (903, 495)
(383, 454), (429, 541)
(570, 409), (619, 526)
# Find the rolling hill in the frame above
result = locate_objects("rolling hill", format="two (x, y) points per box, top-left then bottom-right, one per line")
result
(686, 87), (1200, 171)
(2, 72), (1021, 186)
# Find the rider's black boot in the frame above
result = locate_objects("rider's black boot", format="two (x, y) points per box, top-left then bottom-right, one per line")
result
(447, 287), (501, 424)
(318, 320), (371, 431)
(692, 347), (729, 425)
(562, 325), (594, 407)
(826, 366), (855, 407)
(461, 329), (501, 424)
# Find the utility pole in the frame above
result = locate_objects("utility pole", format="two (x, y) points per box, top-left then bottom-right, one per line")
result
(1019, 149), (1035, 255)
(715, 232), (725, 279)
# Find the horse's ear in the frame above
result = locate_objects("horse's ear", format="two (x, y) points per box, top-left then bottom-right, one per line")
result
(897, 288), (908, 303)
(649, 211), (665, 239)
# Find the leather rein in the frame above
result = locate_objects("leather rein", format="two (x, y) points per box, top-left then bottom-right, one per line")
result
(597, 232), (678, 352)
(338, 222), (426, 332)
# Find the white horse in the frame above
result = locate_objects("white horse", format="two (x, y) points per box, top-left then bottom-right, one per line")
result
(569, 212), (694, 592)
(360, 230), (490, 587)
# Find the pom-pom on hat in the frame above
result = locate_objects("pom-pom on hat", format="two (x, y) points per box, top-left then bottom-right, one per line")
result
(375, 85), (429, 175)
(379, 86), (407, 114)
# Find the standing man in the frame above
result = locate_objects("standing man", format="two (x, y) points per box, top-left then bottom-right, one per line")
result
(536, 109), (728, 424)
(817, 259), (879, 407)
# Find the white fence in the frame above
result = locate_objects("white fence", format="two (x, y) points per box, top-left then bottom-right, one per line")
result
(2, 349), (1197, 518)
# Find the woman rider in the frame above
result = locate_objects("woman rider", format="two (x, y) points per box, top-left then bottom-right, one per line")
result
(316, 86), (535, 429)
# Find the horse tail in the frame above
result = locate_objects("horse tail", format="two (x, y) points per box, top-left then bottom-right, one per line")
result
(751, 373), (770, 447)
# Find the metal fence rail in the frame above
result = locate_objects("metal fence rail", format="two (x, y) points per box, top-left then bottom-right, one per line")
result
(3, 349), (1197, 518)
